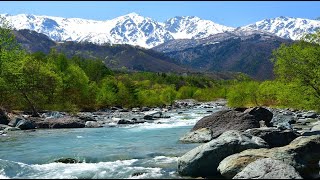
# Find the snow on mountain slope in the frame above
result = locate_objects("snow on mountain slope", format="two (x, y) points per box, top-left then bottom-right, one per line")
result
(165, 16), (234, 39)
(1, 13), (233, 48)
(241, 16), (320, 40)
(2, 13), (320, 48)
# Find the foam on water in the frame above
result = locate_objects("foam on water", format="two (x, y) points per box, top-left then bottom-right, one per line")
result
(0, 158), (166, 179)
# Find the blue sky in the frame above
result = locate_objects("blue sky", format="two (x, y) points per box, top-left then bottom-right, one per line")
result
(1, 1), (320, 27)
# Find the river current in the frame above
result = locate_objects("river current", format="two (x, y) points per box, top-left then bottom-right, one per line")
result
(0, 105), (223, 179)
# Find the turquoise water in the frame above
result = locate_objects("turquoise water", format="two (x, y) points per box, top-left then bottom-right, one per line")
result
(0, 107), (222, 179)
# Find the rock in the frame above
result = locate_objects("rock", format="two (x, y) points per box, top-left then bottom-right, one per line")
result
(191, 108), (273, 139)
(0, 124), (11, 130)
(78, 115), (96, 122)
(30, 117), (86, 128)
(143, 111), (169, 120)
(232, 158), (302, 179)
(85, 121), (103, 128)
(304, 112), (318, 118)
(119, 109), (129, 112)
(4, 127), (21, 132)
(141, 107), (150, 112)
(244, 127), (299, 148)
(8, 117), (24, 127)
(270, 113), (296, 130)
(311, 124), (320, 132)
(179, 128), (213, 143)
(15, 119), (36, 130)
(131, 172), (146, 177)
(177, 130), (268, 177)
(54, 158), (79, 164)
(244, 107), (273, 126)
(0, 108), (9, 125)
(217, 135), (320, 179)
(117, 119), (134, 124)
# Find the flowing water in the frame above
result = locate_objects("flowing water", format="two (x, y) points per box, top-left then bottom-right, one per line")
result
(0, 105), (223, 179)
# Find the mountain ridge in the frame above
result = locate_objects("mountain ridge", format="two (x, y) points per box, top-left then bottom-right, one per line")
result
(3, 12), (318, 48)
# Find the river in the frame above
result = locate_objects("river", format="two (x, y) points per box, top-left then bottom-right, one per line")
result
(0, 104), (224, 179)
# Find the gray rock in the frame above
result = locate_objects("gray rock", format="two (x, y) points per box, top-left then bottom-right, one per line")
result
(191, 108), (273, 139)
(4, 127), (21, 132)
(217, 135), (320, 179)
(179, 128), (213, 143)
(245, 127), (299, 147)
(311, 124), (320, 132)
(15, 119), (36, 130)
(233, 158), (302, 179)
(85, 121), (103, 128)
(8, 117), (24, 127)
(304, 112), (318, 118)
(177, 130), (268, 177)
(117, 119), (135, 124)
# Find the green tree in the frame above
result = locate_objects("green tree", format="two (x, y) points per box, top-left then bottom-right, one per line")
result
(272, 30), (320, 111)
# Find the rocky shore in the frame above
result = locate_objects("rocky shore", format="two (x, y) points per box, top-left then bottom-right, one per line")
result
(0, 99), (227, 135)
(1, 99), (319, 179)
(177, 105), (320, 179)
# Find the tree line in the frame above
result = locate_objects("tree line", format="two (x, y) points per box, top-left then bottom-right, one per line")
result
(0, 16), (319, 115)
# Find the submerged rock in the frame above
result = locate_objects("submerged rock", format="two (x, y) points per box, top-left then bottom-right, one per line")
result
(54, 158), (79, 164)
(177, 130), (268, 177)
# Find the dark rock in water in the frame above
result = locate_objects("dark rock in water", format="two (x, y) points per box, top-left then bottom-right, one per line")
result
(117, 119), (134, 124)
(304, 112), (318, 118)
(178, 112), (183, 114)
(245, 127), (299, 148)
(16, 119), (36, 130)
(143, 111), (170, 120)
(29, 117), (86, 129)
(191, 107), (273, 139)
(0, 108), (9, 125)
(119, 109), (129, 112)
(141, 107), (150, 112)
(131, 172), (146, 177)
(54, 158), (79, 164)
(78, 115), (96, 122)
(206, 110), (213, 113)
(8, 117), (24, 127)
(232, 158), (303, 179)
(177, 130), (268, 177)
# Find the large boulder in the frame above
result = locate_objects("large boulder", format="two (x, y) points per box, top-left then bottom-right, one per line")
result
(244, 107), (273, 127)
(191, 107), (273, 139)
(244, 127), (299, 147)
(179, 128), (213, 143)
(177, 130), (269, 177)
(15, 119), (36, 130)
(8, 117), (24, 127)
(29, 117), (86, 128)
(0, 108), (9, 125)
(233, 158), (302, 179)
(217, 135), (320, 179)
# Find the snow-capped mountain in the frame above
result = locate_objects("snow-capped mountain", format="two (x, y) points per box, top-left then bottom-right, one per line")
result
(241, 16), (320, 40)
(0, 13), (233, 48)
(165, 16), (234, 39)
(2, 13), (320, 48)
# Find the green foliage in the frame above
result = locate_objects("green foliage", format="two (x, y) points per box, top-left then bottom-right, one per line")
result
(227, 81), (260, 107)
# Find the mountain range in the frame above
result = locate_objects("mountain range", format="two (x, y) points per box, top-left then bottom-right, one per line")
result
(2, 13), (320, 48)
